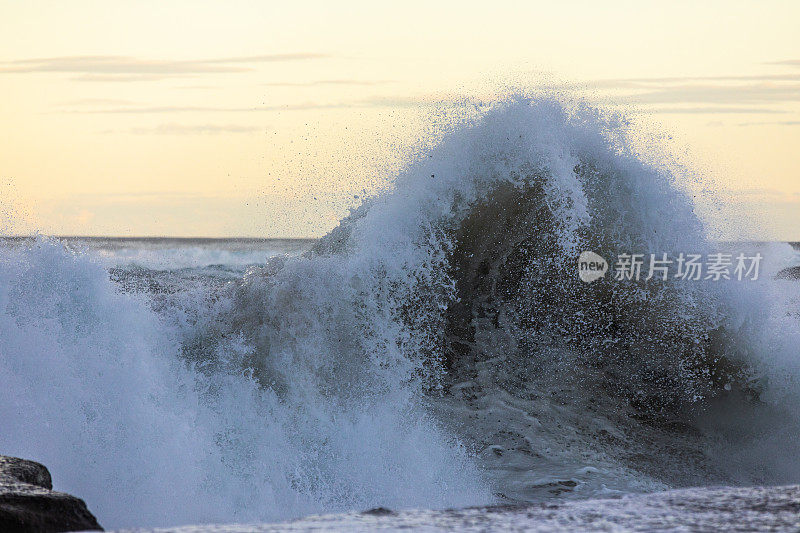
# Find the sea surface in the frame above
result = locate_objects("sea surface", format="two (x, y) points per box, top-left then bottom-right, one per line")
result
(2, 100), (800, 530)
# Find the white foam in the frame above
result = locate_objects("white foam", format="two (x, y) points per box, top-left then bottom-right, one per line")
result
(0, 239), (490, 528)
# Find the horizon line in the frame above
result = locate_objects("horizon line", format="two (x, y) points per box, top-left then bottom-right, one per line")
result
(0, 234), (320, 241)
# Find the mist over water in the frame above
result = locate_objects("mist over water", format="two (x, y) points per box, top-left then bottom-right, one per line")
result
(1, 99), (799, 529)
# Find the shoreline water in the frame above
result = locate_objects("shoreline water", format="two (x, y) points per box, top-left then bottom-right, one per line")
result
(4, 453), (799, 532)
(107, 484), (800, 532)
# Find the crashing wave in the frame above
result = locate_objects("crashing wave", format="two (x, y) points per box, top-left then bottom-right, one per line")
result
(2, 98), (799, 528)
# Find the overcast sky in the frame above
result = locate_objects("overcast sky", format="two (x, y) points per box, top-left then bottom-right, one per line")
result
(1, 1), (799, 239)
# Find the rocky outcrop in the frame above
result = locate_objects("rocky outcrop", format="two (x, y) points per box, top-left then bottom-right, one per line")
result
(0, 456), (102, 532)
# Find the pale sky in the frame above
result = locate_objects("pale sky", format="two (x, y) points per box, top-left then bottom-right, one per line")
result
(1, 1), (799, 239)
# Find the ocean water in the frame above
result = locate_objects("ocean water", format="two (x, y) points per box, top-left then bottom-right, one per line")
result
(1, 100), (800, 530)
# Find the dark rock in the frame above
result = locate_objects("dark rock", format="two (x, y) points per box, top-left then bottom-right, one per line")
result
(362, 507), (396, 516)
(0, 456), (102, 532)
(0, 457), (52, 490)
(776, 266), (800, 280)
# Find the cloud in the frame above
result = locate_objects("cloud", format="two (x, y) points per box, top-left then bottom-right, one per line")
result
(72, 74), (185, 82)
(608, 73), (800, 85)
(86, 105), (239, 114)
(623, 83), (800, 105)
(175, 85), (215, 90)
(541, 67), (800, 109)
(58, 98), (138, 106)
(627, 106), (786, 115)
(358, 95), (449, 107)
(68, 190), (247, 204)
(537, 74), (800, 94)
(203, 54), (327, 64)
(126, 123), (262, 135)
(0, 53), (328, 81)
(768, 59), (800, 68)
(263, 79), (392, 87)
(76, 102), (350, 114)
(64, 95), (476, 114)
(57, 86), (790, 118)
(736, 120), (800, 127)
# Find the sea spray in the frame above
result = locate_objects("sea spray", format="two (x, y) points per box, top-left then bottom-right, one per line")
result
(0, 238), (491, 528)
(1, 98), (799, 528)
